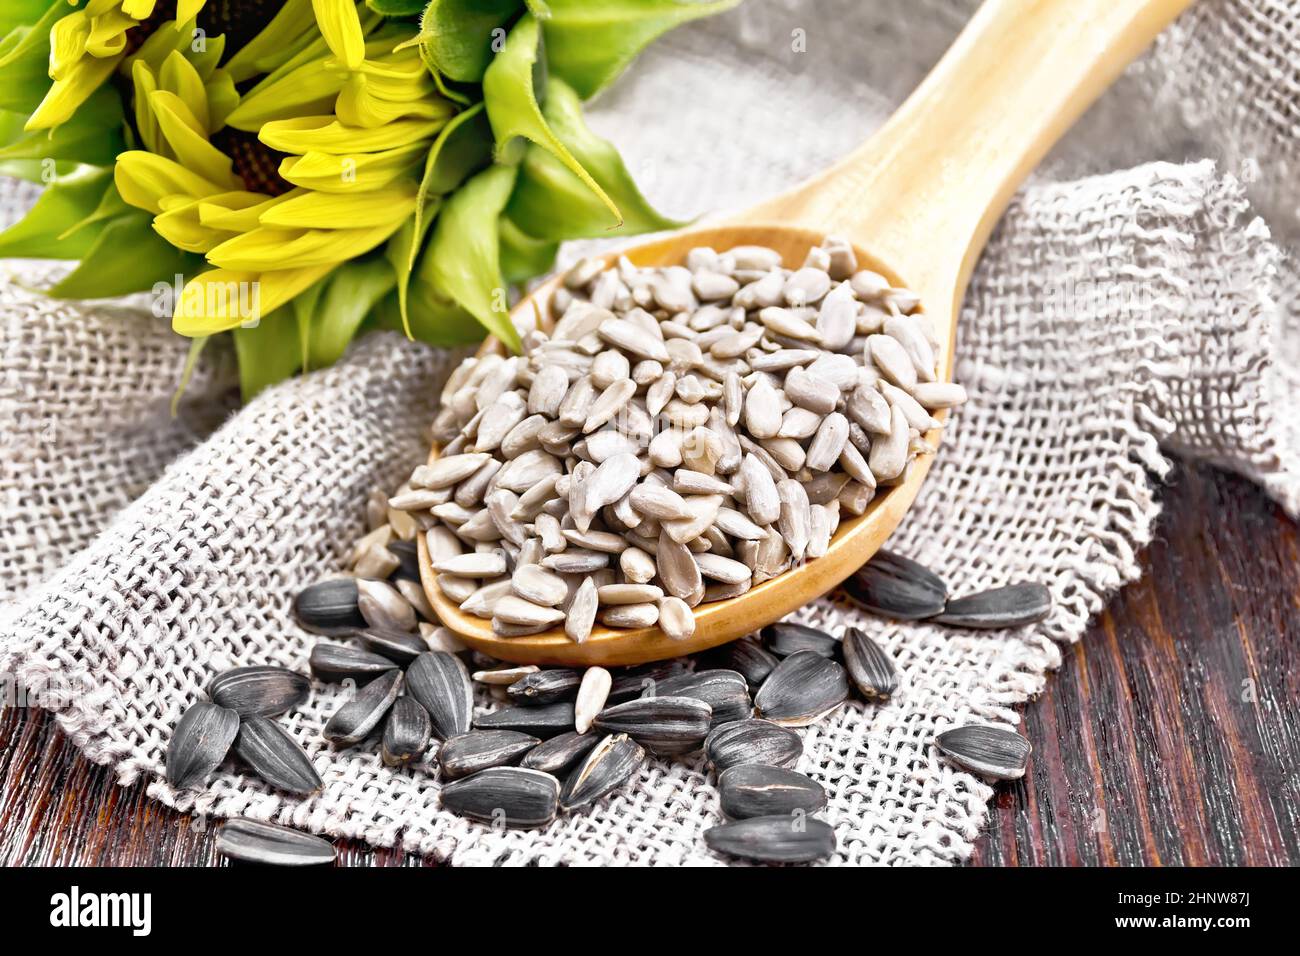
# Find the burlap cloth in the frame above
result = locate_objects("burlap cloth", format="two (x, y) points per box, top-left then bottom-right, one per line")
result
(2, 0), (1297, 866)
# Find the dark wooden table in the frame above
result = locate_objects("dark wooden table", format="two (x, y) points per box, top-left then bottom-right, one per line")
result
(2, 458), (1296, 866)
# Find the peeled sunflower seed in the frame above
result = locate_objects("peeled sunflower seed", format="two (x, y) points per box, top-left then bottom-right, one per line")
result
(309, 643), (399, 684)
(438, 730), (541, 780)
(719, 765), (827, 819)
(507, 669), (582, 705)
(357, 579), (417, 632)
(381, 696), (432, 767)
(931, 583), (1052, 629)
(476, 702), (576, 739)
(655, 670), (752, 727)
(705, 815), (836, 864)
(935, 725), (1031, 780)
(405, 652), (473, 741)
(761, 622), (840, 659)
(473, 664), (539, 686)
(753, 651), (850, 727)
(234, 715), (322, 796)
(357, 626), (427, 665)
(592, 696), (712, 756)
(323, 668), (403, 746)
(439, 767), (560, 828)
(521, 730), (603, 775)
(560, 733), (646, 811)
(166, 702), (240, 790)
(294, 578), (366, 635)
(704, 718), (803, 772)
(216, 818), (336, 867)
(841, 627), (899, 700)
(575, 667), (612, 735)
(207, 666), (310, 718)
(842, 550), (947, 619)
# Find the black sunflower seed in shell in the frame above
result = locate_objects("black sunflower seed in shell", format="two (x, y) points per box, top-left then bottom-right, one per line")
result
(753, 651), (849, 727)
(592, 696), (712, 756)
(841, 627), (899, 700)
(309, 643), (400, 684)
(355, 626), (427, 666)
(704, 718), (803, 772)
(322, 668), (402, 746)
(293, 578), (367, 634)
(382, 696), (432, 767)
(207, 666), (310, 718)
(698, 638), (779, 690)
(234, 715), (322, 796)
(439, 767), (559, 828)
(607, 660), (689, 703)
(761, 622), (840, 659)
(935, 725), (1031, 780)
(404, 651), (473, 740)
(475, 702), (576, 739)
(931, 583), (1052, 629)
(506, 668), (582, 705)
(719, 765), (826, 819)
(166, 702), (240, 790)
(520, 730), (603, 775)
(560, 734), (646, 811)
(216, 818), (336, 867)
(654, 669), (753, 727)
(438, 730), (541, 780)
(387, 539), (421, 581)
(842, 550), (947, 620)
(704, 815), (836, 864)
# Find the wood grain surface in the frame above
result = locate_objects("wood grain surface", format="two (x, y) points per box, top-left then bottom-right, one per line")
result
(1, 458), (1296, 867)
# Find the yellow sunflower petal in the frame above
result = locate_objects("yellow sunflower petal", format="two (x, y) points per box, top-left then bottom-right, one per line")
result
(86, 9), (137, 59)
(150, 90), (241, 189)
(176, 0), (208, 23)
(120, 0), (159, 18)
(279, 143), (425, 193)
(154, 196), (237, 253)
(199, 191), (298, 231)
(159, 49), (210, 132)
(174, 265), (334, 335)
(259, 115), (443, 153)
(335, 73), (451, 128)
(49, 12), (91, 80)
(311, 0), (365, 71)
(225, 58), (346, 131)
(115, 150), (228, 213)
(25, 53), (121, 131)
(257, 184), (416, 228)
(208, 221), (403, 271)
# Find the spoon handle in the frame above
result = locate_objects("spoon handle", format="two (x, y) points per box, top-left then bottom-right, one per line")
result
(744, 0), (1193, 312)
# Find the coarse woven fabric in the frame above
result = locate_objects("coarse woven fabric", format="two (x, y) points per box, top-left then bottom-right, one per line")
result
(0, 0), (1297, 866)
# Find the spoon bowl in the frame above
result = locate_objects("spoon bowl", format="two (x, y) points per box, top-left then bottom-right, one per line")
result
(419, 0), (1194, 665)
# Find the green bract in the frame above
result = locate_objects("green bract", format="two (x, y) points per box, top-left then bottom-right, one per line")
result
(0, 0), (740, 399)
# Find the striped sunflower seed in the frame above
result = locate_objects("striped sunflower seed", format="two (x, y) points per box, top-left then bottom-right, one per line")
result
(704, 717), (803, 772)
(309, 644), (399, 684)
(931, 583), (1051, 628)
(439, 767), (560, 828)
(217, 818), (335, 867)
(704, 816), (836, 864)
(841, 627), (899, 700)
(207, 666), (309, 718)
(234, 715), (322, 796)
(560, 733), (646, 811)
(753, 651), (849, 727)
(508, 668), (582, 705)
(761, 622), (839, 659)
(655, 669), (752, 727)
(476, 702), (576, 738)
(323, 668), (403, 746)
(592, 696), (712, 756)
(699, 639), (780, 691)
(293, 578), (366, 635)
(842, 550), (947, 619)
(382, 696), (432, 766)
(166, 702), (239, 790)
(935, 725), (1031, 780)
(357, 626), (427, 666)
(404, 652), (473, 741)
(438, 730), (541, 780)
(520, 730), (603, 775)
(719, 765), (826, 819)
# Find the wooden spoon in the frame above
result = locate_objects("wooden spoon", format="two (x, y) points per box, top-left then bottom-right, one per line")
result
(419, 0), (1193, 666)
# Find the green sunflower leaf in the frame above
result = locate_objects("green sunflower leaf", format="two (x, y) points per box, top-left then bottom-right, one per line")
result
(366, 0), (427, 15)
(302, 255), (397, 369)
(482, 12), (620, 228)
(541, 0), (742, 100)
(0, 1), (54, 39)
(374, 282), (485, 347)
(0, 17), (57, 114)
(44, 209), (199, 299)
(416, 0), (522, 84)
(0, 167), (113, 260)
(233, 308), (302, 401)
(425, 162), (520, 350)
(0, 85), (126, 167)
(507, 77), (683, 240)
(498, 213), (558, 284)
